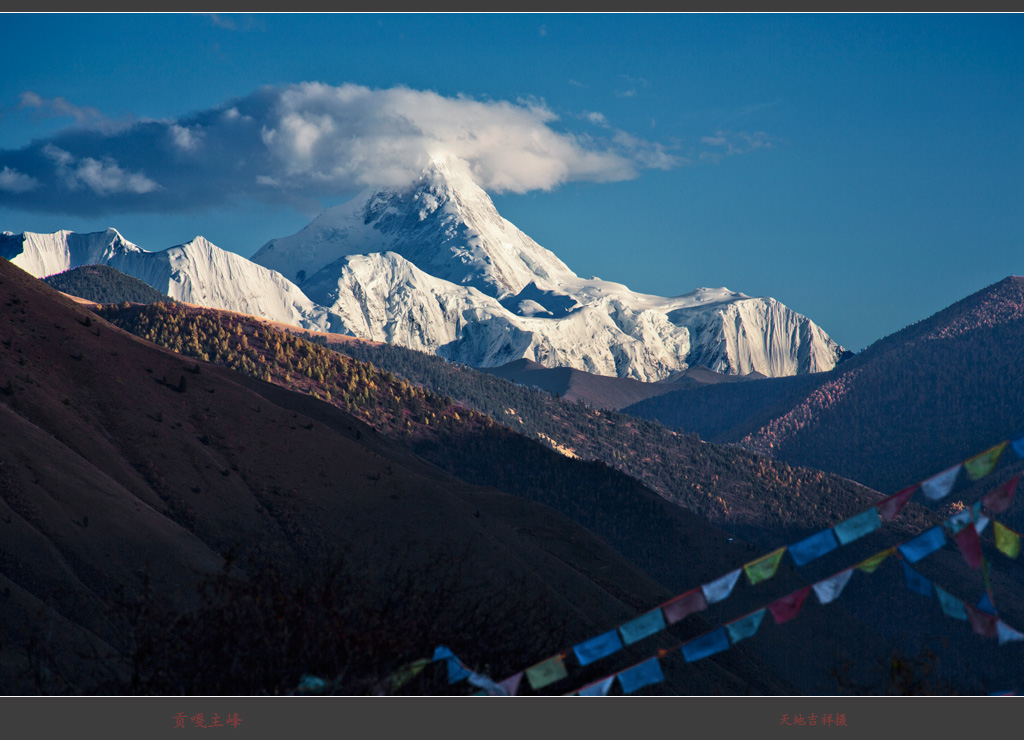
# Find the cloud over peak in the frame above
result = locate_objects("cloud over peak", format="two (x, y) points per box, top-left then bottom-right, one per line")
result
(0, 82), (716, 216)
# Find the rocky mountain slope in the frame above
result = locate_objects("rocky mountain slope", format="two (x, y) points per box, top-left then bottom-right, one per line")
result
(254, 157), (851, 380)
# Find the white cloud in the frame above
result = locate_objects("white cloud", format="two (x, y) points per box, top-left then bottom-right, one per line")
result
(19, 91), (102, 125)
(255, 82), (638, 193)
(43, 143), (160, 195)
(699, 130), (776, 159)
(1, 82), (689, 213)
(0, 166), (39, 193)
(168, 124), (204, 153)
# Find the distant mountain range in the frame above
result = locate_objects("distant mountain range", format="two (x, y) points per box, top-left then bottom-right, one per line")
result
(2, 158), (849, 381)
(482, 357), (765, 410)
(624, 276), (1024, 502)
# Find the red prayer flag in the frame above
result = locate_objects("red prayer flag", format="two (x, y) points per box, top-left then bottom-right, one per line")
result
(878, 486), (916, 521)
(662, 588), (707, 624)
(768, 586), (812, 624)
(966, 604), (999, 638)
(953, 522), (983, 569)
(982, 474), (1020, 515)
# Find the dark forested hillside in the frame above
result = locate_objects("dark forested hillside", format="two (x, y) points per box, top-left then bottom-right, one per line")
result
(43, 264), (169, 305)
(310, 331), (898, 544)
(88, 288), (1024, 695)
(6, 258), (801, 696)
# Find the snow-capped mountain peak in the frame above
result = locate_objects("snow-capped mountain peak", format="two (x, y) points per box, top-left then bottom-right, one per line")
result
(6, 160), (849, 381)
(250, 161), (848, 380)
(253, 157), (576, 299)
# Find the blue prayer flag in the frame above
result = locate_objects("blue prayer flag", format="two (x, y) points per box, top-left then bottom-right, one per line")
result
(578, 677), (615, 696)
(1012, 434), (1024, 459)
(977, 592), (997, 616)
(935, 585), (967, 620)
(433, 646), (471, 683)
(573, 630), (623, 666)
(898, 527), (946, 563)
(834, 509), (881, 545)
(726, 609), (766, 644)
(618, 658), (664, 694)
(789, 528), (839, 566)
(619, 609), (666, 645)
(681, 628), (730, 662)
(921, 465), (961, 500)
(901, 561), (933, 598)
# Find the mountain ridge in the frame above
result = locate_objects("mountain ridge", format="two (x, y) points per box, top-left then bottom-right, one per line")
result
(5, 161), (848, 381)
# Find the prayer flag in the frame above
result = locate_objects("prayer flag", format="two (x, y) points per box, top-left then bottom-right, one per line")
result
(975, 514), (990, 536)
(834, 508), (881, 545)
(573, 630), (623, 666)
(744, 547), (786, 585)
(468, 671), (507, 696)
(855, 548), (893, 573)
(920, 465), (961, 500)
(391, 658), (430, 689)
(901, 561), (933, 598)
(813, 569), (854, 605)
(878, 486), (916, 521)
(578, 677), (615, 697)
(1011, 433), (1024, 459)
(964, 442), (1007, 480)
(617, 657), (664, 695)
(953, 522), (983, 569)
(726, 609), (766, 644)
(997, 621), (1024, 645)
(977, 592), (997, 616)
(982, 474), (1020, 514)
(966, 604), (998, 638)
(899, 527), (946, 563)
(681, 628), (730, 662)
(525, 653), (568, 690)
(769, 586), (812, 624)
(662, 588), (707, 624)
(498, 672), (523, 697)
(433, 646), (471, 683)
(994, 521), (1021, 558)
(789, 529), (839, 566)
(702, 569), (742, 604)
(934, 585), (967, 620)
(946, 507), (974, 535)
(619, 608), (666, 645)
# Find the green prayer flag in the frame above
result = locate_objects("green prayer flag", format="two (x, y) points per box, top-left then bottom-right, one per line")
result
(994, 521), (1021, 558)
(964, 442), (1007, 480)
(744, 547), (786, 585)
(856, 548), (892, 573)
(525, 653), (568, 690)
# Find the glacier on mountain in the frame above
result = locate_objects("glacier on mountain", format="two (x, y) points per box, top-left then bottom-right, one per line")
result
(252, 158), (848, 380)
(0, 228), (338, 332)
(3, 158), (848, 380)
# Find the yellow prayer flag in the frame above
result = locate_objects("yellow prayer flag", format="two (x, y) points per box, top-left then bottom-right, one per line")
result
(855, 548), (893, 573)
(744, 547), (787, 585)
(964, 442), (1008, 481)
(391, 658), (430, 689)
(525, 653), (568, 690)
(994, 521), (1021, 558)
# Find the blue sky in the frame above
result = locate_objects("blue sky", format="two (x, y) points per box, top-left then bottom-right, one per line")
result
(1, 13), (1021, 351)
